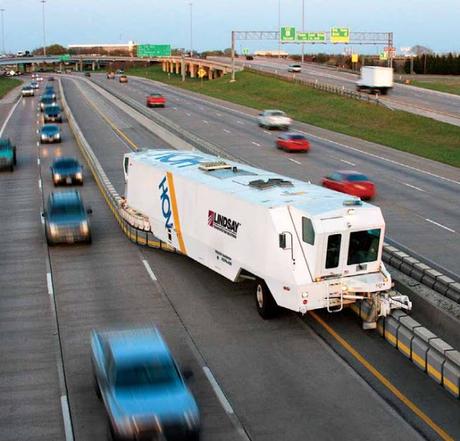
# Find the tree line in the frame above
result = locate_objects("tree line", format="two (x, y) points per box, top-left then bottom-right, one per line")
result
(404, 53), (460, 75)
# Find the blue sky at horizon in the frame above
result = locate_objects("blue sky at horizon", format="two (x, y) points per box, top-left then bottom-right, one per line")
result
(0, 0), (458, 54)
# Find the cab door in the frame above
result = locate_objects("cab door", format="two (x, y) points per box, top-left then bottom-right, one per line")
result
(317, 218), (348, 279)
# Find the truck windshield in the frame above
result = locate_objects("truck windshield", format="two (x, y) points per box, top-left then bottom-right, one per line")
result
(347, 229), (381, 265)
(115, 360), (178, 388)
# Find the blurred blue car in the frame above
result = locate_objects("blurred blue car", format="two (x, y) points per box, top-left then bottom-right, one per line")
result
(43, 191), (92, 245)
(50, 157), (83, 185)
(40, 124), (61, 143)
(91, 327), (200, 441)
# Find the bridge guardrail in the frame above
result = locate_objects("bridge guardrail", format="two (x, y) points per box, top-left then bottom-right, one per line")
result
(58, 78), (176, 253)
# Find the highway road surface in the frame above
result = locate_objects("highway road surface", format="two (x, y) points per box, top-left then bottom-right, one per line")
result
(210, 57), (460, 126)
(0, 74), (459, 441)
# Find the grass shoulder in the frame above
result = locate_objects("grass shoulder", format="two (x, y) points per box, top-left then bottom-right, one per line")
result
(0, 77), (22, 99)
(409, 80), (460, 96)
(128, 66), (460, 168)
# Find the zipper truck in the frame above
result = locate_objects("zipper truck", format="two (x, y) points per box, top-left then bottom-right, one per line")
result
(122, 150), (410, 326)
(356, 66), (393, 95)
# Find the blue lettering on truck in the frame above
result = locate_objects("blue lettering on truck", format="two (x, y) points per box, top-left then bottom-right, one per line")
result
(159, 176), (173, 229)
(151, 152), (204, 168)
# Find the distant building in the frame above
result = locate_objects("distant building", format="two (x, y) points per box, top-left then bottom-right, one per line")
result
(68, 41), (136, 56)
(254, 50), (289, 57)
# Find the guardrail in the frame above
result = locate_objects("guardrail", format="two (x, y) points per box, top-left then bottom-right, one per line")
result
(58, 78), (176, 253)
(243, 66), (383, 106)
(62, 75), (460, 399)
(351, 302), (460, 399)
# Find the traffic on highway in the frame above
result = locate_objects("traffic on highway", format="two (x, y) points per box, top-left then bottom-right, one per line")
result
(1, 3), (459, 441)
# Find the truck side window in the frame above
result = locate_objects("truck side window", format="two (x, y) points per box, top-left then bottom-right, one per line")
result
(124, 157), (129, 175)
(302, 217), (315, 245)
(326, 234), (341, 269)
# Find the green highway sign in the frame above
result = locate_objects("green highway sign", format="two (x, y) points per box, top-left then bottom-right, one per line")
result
(137, 44), (171, 57)
(297, 32), (326, 42)
(59, 54), (70, 62)
(280, 26), (296, 42)
(242, 48), (249, 55)
(330, 27), (350, 43)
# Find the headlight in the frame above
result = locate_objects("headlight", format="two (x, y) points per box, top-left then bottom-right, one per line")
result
(54, 173), (61, 180)
(49, 223), (58, 236)
(55, 133), (60, 139)
(41, 134), (46, 140)
(75, 172), (82, 180)
(80, 220), (89, 234)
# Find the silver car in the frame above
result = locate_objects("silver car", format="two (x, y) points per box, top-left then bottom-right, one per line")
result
(258, 109), (292, 130)
(288, 64), (302, 73)
(21, 85), (35, 97)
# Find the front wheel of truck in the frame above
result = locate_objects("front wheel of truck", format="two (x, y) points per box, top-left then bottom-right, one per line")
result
(255, 280), (279, 319)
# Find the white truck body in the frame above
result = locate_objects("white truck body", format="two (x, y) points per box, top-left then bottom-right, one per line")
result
(356, 66), (393, 94)
(123, 150), (408, 318)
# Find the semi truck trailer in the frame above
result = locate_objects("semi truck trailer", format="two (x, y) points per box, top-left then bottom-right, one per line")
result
(122, 150), (410, 325)
(356, 66), (393, 95)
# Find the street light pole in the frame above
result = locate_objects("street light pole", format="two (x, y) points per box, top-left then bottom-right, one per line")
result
(41, 0), (47, 57)
(278, 0), (281, 59)
(0, 9), (5, 55)
(301, 0), (304, 63)
(189, 2), (193, 58)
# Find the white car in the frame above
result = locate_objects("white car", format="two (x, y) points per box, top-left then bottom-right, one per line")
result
(258, 110), (292, 130)
(21, 85), (35, 97)
(288, 64), (302, 73)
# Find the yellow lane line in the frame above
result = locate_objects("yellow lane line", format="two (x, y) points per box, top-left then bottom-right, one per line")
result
(166, 172), (187, 255)
(309, 311), (454, 441)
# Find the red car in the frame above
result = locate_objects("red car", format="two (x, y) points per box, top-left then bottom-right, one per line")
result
(146, 93), (166, 108)
(322, 170), (376, 200)
(276, 133), (310, 152)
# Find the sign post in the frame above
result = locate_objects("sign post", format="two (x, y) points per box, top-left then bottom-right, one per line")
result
(197, 67), (206, 87)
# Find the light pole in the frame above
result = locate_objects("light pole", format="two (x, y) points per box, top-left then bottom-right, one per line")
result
(41, 0), (47, 57)
(0, 9), (5, 55)
(301, 0), (304, 63)
(278, 0), (281, 58)
(189, 2), (193, 57)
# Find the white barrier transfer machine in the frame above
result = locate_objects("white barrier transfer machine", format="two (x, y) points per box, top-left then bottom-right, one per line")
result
(122, 150), (411, 326)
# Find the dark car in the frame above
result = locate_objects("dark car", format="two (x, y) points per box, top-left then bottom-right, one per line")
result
(40, 95), (57, 111)
(0, 138), (16, 171)
(48, 76), (55, 81)
(40, 124), (61, 143)
(91, 327), (200, 441)
(43, 191), (92, 245)
(44, 86), (56, 99)
(50, 157), (83, 185)
(84, 71), (91, 77)
(43, 105), (62, 123)
(146, 93), (166, 108)
(116, 69), (124, 75)
(322, 170), (376, 200)
(276, 133), (310, 152)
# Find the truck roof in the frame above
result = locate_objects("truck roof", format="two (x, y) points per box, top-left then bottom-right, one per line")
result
(128, 150), (377, 217)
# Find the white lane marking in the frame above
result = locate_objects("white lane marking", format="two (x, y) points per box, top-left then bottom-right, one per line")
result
(263, 130), (272, 135)
(298, 130), (460, 186)
(186, 112), (191, 116)
(60, 395), (74, 441)
(38, 179), (42, 189)
(340, 159), (356, 166)
(236, 120), (244, 125)
(202, 120), (209, 124)
(425, 218), (455, 233)
(37, 158), (40, 165)
(142, 259), (157, 281)
(47, 273), (54, 297)
(172, 107), (177, 110)
(288, 158), (302, 165)
(40, 214), (45, 225)
(202, 366), (234, 415)
(223, 129), (231, 134)
(0, 96), (21, 137)
(402, 182), (425, 192)
(199, 106), (205, 110)
(216, 112), (222, 117)
(251, 141), (261, 147)
(36, 141), (40, 147)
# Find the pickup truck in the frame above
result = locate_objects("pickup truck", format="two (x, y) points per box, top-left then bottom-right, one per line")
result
(91, 327), (200, 441)
(0, 138), (17, 171)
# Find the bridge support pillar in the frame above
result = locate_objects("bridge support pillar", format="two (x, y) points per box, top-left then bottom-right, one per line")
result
(190, 63), (196, 78)
(59, 62), (63, 72)
(162, 61), (166, 72)
(175, 61), (180, 74)
(92, 61), (96, 71)
(208, 68), (213, 80)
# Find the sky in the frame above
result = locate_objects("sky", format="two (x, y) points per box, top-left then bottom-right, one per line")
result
(1, 0), (459, 54)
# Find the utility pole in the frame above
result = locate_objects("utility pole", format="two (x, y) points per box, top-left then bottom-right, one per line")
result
(0, 9), (5, 55)
(301, 0), (304, 63)
(231, 31), (236, 82)
(189, 2), (193, 57)
(41, 0), (47, 56)
(278, 0), (281, 59)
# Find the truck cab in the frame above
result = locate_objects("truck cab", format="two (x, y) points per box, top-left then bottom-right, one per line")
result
(0, 138), (17, 171)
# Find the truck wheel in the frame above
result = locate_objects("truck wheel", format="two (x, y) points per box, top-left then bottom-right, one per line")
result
(13, 148), (17, 165)
(255, 280), (279, 319)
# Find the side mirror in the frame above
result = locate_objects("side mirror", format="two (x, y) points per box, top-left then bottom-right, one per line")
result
(182, 369), (193, 380)
(42, 210), (47, 218)
(279, 233), (287, 249)
(86, 208), (93, 214)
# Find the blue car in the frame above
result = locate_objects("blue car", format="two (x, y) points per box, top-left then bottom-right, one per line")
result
(40, 94), (57, 111)
(0, 138), (17, 171)
(91, 327), (200, 441)
(44, 105), (62, 123)
(40, 124), (61, 143)
(50, 157), (83, 185)
(43, 191), (92, 245)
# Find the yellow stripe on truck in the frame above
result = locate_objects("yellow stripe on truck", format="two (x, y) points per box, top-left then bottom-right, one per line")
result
(166, 172), (187, 255)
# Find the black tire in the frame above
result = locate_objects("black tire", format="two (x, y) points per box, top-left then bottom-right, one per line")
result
(86, 233), (92, 245)
(189, 429), (200, 441)
(94, 375), (102, 400)
(13, 148), (17, 165)
(9, 164), (14, 172)
(255, 280), (279, 319)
